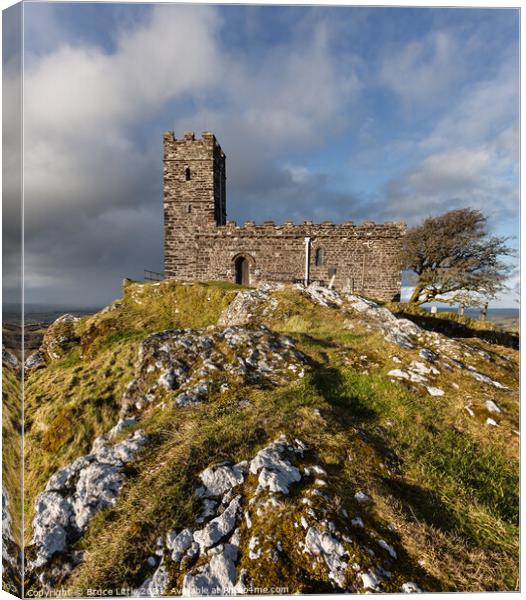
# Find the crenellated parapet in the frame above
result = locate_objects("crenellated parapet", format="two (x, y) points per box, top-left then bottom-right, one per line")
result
(199, 219), (405, 239)
(163, 131), (225, 161)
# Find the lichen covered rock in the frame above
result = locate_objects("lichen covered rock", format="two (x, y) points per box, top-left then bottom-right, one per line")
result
(134, 434), (415, 595)
(121, 326), (307, 417)
(29, 429), (147, 576)
(40, 314), (80, 361)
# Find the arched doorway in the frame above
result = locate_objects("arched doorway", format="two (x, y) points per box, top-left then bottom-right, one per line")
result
(234, 255), (250, 285)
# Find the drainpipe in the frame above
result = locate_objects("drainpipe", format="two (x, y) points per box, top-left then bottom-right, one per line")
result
(304, 237), (311, 286)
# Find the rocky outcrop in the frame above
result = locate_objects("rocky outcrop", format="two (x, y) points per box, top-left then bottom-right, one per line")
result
(2, 347), (19, 371)
(41, 314), (80, 361)
(29, 426), (147, 582)
(25, 351), (46, 372)
(121, 326), (306, 417)
(24, 283), (517, 593)
(217, 285), (281, 327)
(298, 284), (343, 309)
(2, 488), (22, 595)
(345, 294), (421, 349)
(134, 435), (414, 596)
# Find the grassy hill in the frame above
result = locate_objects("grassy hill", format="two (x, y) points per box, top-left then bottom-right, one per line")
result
(21, 280), (519, 594)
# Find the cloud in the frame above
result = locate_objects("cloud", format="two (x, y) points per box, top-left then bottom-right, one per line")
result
(378, 31), (464, 108)
(21, 5), (224, 303)
(377, 59), (519, 227)
(422, 62), (518, 152)
(19, 4), (364, 304)
(24, 7), (222, 134)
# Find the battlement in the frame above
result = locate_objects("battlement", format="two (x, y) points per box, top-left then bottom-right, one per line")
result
(206, 219), (405, 237)
(163, 131), (225, 160)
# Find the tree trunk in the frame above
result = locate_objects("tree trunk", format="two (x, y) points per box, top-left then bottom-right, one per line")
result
(408, 284), (425, 304)
(480, 302), (488, 321)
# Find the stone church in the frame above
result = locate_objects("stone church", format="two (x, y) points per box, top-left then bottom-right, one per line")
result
(163, 131), (405, 301)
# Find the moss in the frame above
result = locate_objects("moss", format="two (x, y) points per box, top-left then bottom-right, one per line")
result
(41, 405), (77, 452)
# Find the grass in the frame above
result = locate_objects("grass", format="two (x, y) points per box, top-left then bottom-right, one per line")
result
(66, 364), (518, 592)
(23, 339), (138, 538)
(23, 281), (519, 592)
(76, 280), (241, 356)
(2, 363), (23, 548)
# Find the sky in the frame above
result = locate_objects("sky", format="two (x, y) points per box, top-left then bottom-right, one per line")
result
(2, 2), (520, 307)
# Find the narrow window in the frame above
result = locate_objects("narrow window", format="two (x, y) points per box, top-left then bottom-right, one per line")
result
(187, 204), (192, 213)
(185, 167), (191, 181)
(315, 248), (324, 266)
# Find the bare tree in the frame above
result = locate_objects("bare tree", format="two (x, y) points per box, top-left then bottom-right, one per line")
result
(402, 208), (514, 305)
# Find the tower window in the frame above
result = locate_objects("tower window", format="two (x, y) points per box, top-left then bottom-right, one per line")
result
(315, 248), (324, 266)
(187, 204), (192, 213)
(185, 167), (191, 181)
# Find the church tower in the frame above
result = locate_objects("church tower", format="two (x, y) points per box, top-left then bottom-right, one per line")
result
(163, 131), (226, 278)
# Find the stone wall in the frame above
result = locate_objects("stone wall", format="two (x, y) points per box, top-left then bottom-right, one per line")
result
(195, 221), (404, 301)
(163, 131), (405, 301)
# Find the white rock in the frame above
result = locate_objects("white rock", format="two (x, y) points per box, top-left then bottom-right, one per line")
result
(72, 462), (123, 529)
(378, 539), (397, 559)
(166, 528), (193, 563)
(469, 370), (509, 390)
(134, 563), (169, 596)
(360, 570), (380, 591)
(385, 330), (415, 349)
(248, 536), (261, 560)
(182, 542), (239, 596)
(92, 429), (148, 466)
(193, 496), (241, 550)
(107, 418), (138, 439)
(250, 439), (301, 495)
(351, 516), (364, 528)
(347, 294), (422, 349)
(426, 386), (444, 397)
(419, 348), (437, 362)
(401, 581), (423, 593)
(197, 462), (246, 499)
(45, 456), (94, 492)
(410, 361), (439, 376)
(244, 511), (252, 529)
(301, 284), (343, 308)
(25, 351), (46, 371)
(354, 491), (371, 504)
(32, 428), (148, 567)
(195, 499), (218, 525)
(485, 400), (501, 414)
(388, 369), (410, 380)
(486, 418), (499, 427)
(304, 526), (348, 588)
(305, 464), (327, 476)
(31, 492), (74, 567)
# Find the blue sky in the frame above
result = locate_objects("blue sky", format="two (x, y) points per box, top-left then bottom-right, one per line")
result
(5, 2), (519, 306)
